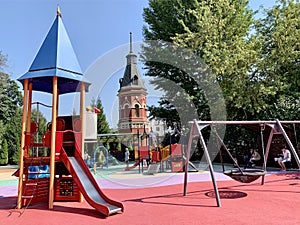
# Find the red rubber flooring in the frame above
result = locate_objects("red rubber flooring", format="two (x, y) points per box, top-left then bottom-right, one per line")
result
(1, 172), (300, 225)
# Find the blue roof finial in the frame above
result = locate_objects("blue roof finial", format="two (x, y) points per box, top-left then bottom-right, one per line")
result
(57, 5), (62, 18)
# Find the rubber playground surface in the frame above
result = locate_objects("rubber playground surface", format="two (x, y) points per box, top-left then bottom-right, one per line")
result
(1, 163), (300, 225)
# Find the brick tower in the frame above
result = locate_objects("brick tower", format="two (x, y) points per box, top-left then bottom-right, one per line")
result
(118, 32), (148, 134)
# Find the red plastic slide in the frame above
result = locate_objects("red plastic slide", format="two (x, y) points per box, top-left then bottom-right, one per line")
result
(125, 158), (142, 171)
(60, 145), (124, 217)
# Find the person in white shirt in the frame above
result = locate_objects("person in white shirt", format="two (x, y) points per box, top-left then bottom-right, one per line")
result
(278, 146), (291, 171)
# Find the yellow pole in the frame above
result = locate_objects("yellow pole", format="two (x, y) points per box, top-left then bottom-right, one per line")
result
(26, 83), (33, 134)
(49, 76), (58, 209)
(80, 82), (86, 158)
(17, 79), (29, 209)
(79, 82), (86, 202)
(56, 89), (59, 118)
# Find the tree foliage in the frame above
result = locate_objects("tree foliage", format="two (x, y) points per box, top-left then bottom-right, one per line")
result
(0, 71), (23, 164)
(174, 0), (266, 119)
(0, 73), (23, 121)
(0, 51), (7, 71)
(143, 0), (211, 126)
(148, 99), (180, 127)
(0, 121), (7, 164)
(90, 97), (110, 134)
(31, 108), (47, 138)
(0, 139), (8, 165)
(143, 0), (300, 124)
(143, 0), (258, 124)
(254, 0), (300, 119)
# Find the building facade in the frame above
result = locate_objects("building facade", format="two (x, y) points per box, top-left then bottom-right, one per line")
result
(118, 33), (149, 135)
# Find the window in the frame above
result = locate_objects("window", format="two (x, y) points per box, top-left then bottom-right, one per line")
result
(132, 75), (138, 85)
(135, 104), (140, 117)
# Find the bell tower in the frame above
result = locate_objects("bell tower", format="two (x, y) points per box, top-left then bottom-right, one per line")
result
(118, 32), (148, 134)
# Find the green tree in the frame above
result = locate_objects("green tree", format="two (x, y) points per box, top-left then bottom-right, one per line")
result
(254, 0), (300, 119)
(1, 52), (22, 165)
(90, 97), (110, 134)
(12, 138), (20, 164)
(0, 70), (23, 164)
(0, 73), (23, 121)
(143, 0), (208, 125)
(31, 108), (47, 139)
(4, 111), (22, 164)
(143, 0), (199, 41)
(172, 0), (263, 119)
(105, 142), (110, 150)
(143, 0), (261, 123)
(0, 51), (7, 71)
(0, 139), (8, 165)
(148, 98), (181, 130)
(0, 120), (5, 164)
(142, 1), (300, 159)
(117, 142), (121, 151)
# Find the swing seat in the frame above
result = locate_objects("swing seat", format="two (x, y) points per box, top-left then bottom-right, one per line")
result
(224, 169), (266, 183)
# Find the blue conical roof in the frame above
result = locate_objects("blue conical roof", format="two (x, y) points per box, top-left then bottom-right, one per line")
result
(18, 13), (90, 94)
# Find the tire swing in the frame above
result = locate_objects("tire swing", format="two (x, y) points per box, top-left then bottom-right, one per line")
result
(212, 126), (266, 183)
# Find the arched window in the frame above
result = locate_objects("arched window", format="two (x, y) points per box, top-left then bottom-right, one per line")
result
(133, 75), (138, 85)
(124, 104), (130, 118)
(134, 104), (140, 117)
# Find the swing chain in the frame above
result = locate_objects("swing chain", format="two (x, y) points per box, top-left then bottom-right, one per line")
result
(260, 123), (265, 132)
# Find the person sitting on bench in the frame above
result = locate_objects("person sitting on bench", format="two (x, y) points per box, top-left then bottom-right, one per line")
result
(247, 149), (261, 168)
(277, 146), (291, 171)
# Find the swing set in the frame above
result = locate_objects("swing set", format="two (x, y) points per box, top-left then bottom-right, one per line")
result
(183, 119), (300, 207)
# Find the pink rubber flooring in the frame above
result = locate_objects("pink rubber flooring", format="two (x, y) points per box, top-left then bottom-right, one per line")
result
(1, 171), (300, 225)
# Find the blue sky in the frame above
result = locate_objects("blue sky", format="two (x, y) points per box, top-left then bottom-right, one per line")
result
(1, 0), (276, 127)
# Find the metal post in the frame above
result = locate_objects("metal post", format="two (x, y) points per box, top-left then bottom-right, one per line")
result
(196, 122), (221, 207)
(184, 120), (221, 207)
(183, 123), (194, 196)
(276, 119), (300, 169)
(260, 124), (266, 185)
(261, 127), (274, 185)
(212, 127), (244, 175)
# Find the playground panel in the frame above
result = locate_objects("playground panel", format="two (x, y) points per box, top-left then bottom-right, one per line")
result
(20, 115), (124, 216)
(20, 116), (83, 206)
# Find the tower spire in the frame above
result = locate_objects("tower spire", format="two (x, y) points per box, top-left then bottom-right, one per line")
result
(129, 32), (133, 53)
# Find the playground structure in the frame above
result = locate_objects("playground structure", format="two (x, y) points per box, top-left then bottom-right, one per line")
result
(14, 8), (123, 217)
(183, 119), (300, 207)
(93, 146), (109, 167)
(96, 132), (184, 172)
(9, 6), (300, 218)
(125, 144), (186, 173)
(120, 126), (198, 174)
(91, 145), (121, 174)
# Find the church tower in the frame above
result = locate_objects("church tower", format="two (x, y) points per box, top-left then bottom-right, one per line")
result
(118, 33), (148, 134)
